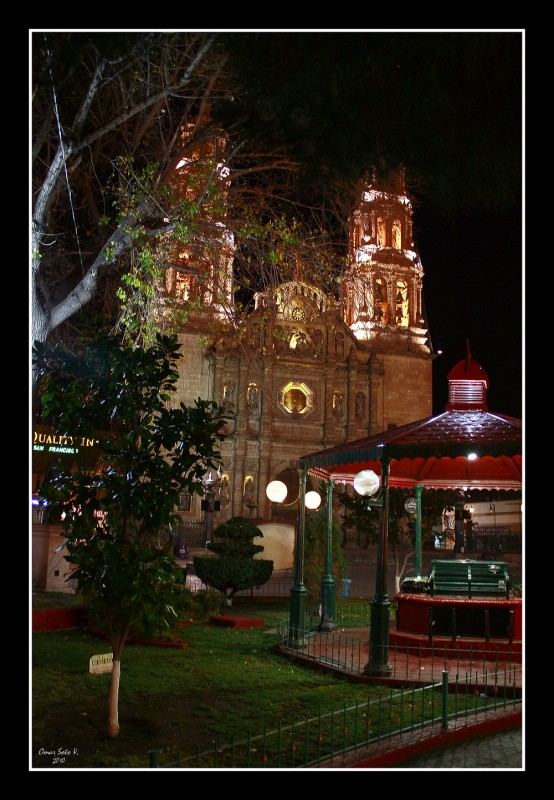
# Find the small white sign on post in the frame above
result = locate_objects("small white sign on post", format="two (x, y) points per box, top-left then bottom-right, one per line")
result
(89, 653), (113, 674)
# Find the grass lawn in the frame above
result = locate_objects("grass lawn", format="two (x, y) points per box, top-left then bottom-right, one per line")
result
(31, 595), (490, 769)
(31, 596), (402, 769)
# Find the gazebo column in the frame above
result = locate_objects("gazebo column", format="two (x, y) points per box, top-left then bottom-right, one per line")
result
(454, 493), (465, 554)
(414, 484), (424, 575)
(319, 478), (336, 632)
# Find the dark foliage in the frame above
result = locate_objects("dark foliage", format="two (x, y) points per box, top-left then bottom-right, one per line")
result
(194, 516), (274, 603)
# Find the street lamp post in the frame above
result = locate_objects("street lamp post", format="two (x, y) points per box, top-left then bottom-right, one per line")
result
(266, 469), (321, 648)
(354, 459), (392, 676)
(318, 478), (336, 632)
(414, 485), (424, 575)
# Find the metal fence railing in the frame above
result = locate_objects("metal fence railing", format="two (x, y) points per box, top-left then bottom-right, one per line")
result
(185, 574), (295, 599)
(175, 520), (207, 548)
(275, 621), (522, 685)
(147, 668), (522, 769)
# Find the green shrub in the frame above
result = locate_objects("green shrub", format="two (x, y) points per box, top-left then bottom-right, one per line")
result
(193, 516), (273, 605)
(194, 588), (226, 617)
(169, 585), (224, 622)
(304, 510), (349, 602)
(194, 558), (273, 603)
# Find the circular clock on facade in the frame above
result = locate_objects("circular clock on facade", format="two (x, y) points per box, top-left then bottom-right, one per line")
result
(291, 305), (306, 322)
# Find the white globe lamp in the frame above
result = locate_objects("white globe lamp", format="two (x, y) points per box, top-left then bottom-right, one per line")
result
(353, 469), (381, 498)
(404, 497), (417, 515)
(305, 490), (322, 510)
(266, 480), (288, 504)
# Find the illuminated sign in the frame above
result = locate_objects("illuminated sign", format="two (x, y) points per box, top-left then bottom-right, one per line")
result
(32, 431), (99, 456)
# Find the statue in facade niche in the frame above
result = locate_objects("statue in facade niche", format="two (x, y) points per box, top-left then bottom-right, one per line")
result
(223, 384), (235, 410)
(242, 476), (257, 517)
(247, 384), (259, 410)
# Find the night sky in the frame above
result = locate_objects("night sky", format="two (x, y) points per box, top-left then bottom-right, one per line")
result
(415, 201), (523, 419)
(219, 29), (524, 421)
(32, 30), (524, 420)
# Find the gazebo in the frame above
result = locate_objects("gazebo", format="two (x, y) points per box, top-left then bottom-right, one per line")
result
(296, 348), (522, 674)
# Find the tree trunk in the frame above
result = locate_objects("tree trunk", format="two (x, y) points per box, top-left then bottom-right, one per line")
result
(108, 657), (121, 738)
(107, 636), (126, 737)
(395, 547), (415, 594)
(30, 285), (53, 408)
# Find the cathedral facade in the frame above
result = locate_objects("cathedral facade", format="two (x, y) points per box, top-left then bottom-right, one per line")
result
(164, 163), (435, 529)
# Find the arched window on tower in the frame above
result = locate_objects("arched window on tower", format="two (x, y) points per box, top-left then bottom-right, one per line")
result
(353, 211), (361, 248)
(392, 219), (402, 249)
(377, 216), (387, 247)
(362, 213), (372, 242)
(374, 278), (388, 323)
(395, 281), (408, 326)
(175, 272), (192, 301)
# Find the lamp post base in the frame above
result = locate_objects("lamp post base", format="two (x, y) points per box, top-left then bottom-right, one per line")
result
(363, 662), (393, 676)
(287, 583), (308, 649)
(363, 597), (392, 675)
(318, 575), (336, 632)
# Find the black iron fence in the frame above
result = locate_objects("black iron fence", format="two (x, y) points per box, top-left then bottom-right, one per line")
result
(466, 526), (521, 555)
(276, 621), (522, 683)
(434, 526), (521, 555)
(147, 669), (521, 768)
(174, 520), (206, 548)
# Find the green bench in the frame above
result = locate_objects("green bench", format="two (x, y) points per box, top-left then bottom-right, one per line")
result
(428, 559), (510, 599)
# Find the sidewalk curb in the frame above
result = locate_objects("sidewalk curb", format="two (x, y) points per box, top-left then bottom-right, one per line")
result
(318, 708), (522, 769)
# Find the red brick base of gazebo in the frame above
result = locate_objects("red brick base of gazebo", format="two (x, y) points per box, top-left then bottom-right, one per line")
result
(390, 594), (522, 663)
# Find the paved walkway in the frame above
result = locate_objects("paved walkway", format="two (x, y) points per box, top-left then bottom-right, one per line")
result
(392, 726), (523, 769)
(313, 711), (523, 770)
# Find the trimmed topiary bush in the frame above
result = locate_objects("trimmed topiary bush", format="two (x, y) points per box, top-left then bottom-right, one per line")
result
(194, 516), (273, 606)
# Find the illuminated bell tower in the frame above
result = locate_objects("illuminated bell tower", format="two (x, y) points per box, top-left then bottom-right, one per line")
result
(160, 122), (235, 322)
(340, 170), (429, 353)
(155, 122), (236, 437)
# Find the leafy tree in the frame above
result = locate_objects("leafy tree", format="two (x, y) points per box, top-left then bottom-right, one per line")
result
(32, 34), (209, 342)
(193, 516), (273, 606)
(303, 510), (349, 604)
(338, 485), (459, 593)
(33, 331), (227, 737)
(338, 488), (379, 549)
(31, 31), (342, 394)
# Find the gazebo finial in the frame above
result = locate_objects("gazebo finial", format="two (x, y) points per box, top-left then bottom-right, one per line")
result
(447, 345), (489, 411)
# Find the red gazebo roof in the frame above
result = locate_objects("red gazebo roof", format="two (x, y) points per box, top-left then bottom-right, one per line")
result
(300, 352), (522, 491)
